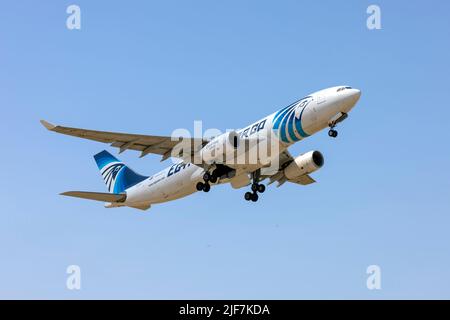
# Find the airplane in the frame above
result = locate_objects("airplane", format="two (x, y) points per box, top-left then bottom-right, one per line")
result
(41, 85), (361, 210)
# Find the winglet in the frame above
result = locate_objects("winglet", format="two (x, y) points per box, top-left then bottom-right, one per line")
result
(40, 120), (56, 131)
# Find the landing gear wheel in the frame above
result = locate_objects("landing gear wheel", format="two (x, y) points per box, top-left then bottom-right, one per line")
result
(209, 173), (218, 184)
(196, 182), (204, 191)
(328, 129), (338, 138)
(202, 183), (211, 192)
(246, 170), (264, 202)
(257, 184), (266, 193)
(203, 172), (211, 182)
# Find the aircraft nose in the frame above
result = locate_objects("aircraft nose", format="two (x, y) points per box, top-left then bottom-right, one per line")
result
(345, 88), (361, 107)
(339, 88), (361, 112)
(349, 88), (361, 102)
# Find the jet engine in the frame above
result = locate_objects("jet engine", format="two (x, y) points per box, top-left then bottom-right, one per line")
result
(201, 131), (240, 164)
(284, 151), (324, 179)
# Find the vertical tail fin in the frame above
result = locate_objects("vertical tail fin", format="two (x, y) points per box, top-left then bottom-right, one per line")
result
(93, 150), (148, 194)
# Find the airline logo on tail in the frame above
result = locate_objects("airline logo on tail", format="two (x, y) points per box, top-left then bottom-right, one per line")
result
(101, 162), (125, 193)
(94, 150), (148, 194)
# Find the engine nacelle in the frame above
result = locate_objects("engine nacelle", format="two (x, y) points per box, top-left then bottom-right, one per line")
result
(201, 131), (240, 164)
(284, 151), (324, 179)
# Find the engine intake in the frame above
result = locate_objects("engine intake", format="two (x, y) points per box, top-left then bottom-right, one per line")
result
(284, 151), (324, 179)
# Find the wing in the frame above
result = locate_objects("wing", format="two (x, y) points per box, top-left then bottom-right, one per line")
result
(41, 120), (207, 161)
(261, 150), (317, 187)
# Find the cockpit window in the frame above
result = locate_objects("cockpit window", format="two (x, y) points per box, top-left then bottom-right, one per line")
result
(337, 86), (353, 92)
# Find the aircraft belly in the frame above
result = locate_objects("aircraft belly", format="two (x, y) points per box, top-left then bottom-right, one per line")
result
(152, 165), (200, 203)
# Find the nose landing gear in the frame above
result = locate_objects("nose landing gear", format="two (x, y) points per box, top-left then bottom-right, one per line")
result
(328, 112), (348, 139)
(328, 129), (338, 138)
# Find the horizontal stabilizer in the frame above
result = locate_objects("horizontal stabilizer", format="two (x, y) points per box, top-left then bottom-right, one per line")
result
(60, 191), (126, 203)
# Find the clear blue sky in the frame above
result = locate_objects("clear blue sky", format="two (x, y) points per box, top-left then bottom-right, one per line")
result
(1, 1), (450, 299)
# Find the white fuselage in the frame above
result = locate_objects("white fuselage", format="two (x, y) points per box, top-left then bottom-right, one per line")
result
(121, 86), (361, 209)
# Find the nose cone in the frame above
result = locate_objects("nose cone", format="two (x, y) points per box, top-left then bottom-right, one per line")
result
(342, 88), (361, 112)
(348, 88), (361, 103)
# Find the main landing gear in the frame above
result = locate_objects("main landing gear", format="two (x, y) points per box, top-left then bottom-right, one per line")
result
(244, 170), (265, 202)
(196, 169), (219, 193)
(196, 181), (210, 192)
